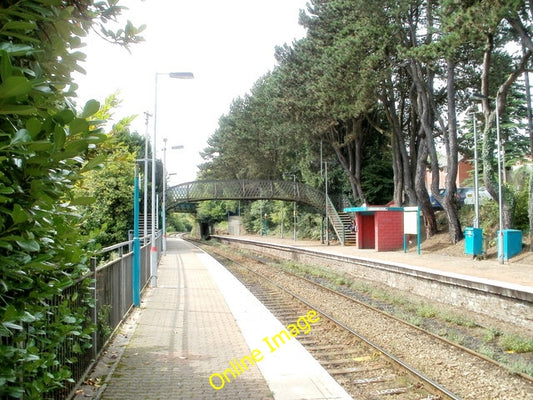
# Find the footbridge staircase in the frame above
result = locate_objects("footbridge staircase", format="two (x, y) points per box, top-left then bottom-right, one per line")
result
(166, 180), (356, 245)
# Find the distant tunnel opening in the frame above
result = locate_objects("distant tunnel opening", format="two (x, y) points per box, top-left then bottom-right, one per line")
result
(200, 222), (211, 240)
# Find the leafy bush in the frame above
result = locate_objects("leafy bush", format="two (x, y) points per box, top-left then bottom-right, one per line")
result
(0, 83), (103, 397)
(167, 212), (194, 233)
(514, 183), (530, 233)
(0, 1), (143, 398)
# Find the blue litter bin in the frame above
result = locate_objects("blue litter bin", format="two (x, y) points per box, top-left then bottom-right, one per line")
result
(499, 229), (522, 261)
(465, 227), (483, 256)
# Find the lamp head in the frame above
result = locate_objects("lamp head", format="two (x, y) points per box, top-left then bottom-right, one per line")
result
(169, 72), (194, 79)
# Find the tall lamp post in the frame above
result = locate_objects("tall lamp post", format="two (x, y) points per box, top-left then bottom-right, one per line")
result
(473, 93), (504, 264)
(470, 111), (480, 229)
(143, 112), (151, 244)
(162, 140), (183, 255)
(283, 173), (297, 241)
(132, 162), (141, 307)
(151, 71), (194, 287)
(324, 161), (330, 245)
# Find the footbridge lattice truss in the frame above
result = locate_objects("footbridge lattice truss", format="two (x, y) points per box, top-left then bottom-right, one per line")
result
(166, 180), (352, 245)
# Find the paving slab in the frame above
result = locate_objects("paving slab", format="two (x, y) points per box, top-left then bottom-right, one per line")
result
(97, 238), (352, 400)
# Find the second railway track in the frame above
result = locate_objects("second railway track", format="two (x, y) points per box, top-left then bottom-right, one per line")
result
(191, 239), (533, 400)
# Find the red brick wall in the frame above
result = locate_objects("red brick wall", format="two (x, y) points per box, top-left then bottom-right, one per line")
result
(375, 211), (404, 251)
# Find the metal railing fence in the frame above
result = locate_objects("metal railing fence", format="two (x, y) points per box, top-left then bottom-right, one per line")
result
(41, 233), (159, 399)
(167, 179), (327, 212)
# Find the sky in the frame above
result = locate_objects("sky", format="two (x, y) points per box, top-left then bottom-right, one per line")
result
(75, 0), (308, 185)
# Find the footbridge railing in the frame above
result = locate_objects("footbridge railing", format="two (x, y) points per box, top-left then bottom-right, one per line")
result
(166, 180), (352, 245)
(167, 180), (326, 212)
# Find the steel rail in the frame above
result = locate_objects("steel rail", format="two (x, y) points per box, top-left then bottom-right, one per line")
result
(194, 241), (463, 400)
(271, 254), (533, 385)
(211, 235), (533, 384)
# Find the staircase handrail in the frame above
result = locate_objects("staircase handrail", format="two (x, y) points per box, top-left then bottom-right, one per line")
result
(326, 196), (347, 245)
(167, 179), (350, 245)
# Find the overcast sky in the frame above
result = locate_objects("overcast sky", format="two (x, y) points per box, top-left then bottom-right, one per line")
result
(75, 0), (308, 185)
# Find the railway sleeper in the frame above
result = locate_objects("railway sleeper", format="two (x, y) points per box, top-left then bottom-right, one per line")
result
(328, 365), (385, 375)
(375, 386), (409, 395)
(352, 374), (396, 385)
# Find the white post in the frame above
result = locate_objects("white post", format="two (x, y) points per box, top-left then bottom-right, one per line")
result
(292, 175), (297, 241)
(325, 161), (329, 245)
(495, 99), (504, 264)
(162, 138), (168, 255)
(143, 112), (151, 244)
(472, 113), (479, 229)
(150, 73), (159, 287)
(150, 72), (194, 286)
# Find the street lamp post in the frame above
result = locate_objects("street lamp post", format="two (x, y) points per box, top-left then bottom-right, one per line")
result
(143, 112), (151, 244)
(151, 71), (194, 287)
(162, 138), (168, 255)
(472, 93), (504, 264)
(495, 102), (504, 264)
(471, 112), (480, 229)
(132, 162), (141, 307)
(162, 141), (183, 255)
(325, 162), (330, 245)
(284, 173), (297, 241)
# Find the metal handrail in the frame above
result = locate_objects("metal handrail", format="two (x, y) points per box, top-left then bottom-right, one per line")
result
(167, 179), (351, 244)
(167, 179), (326, 213)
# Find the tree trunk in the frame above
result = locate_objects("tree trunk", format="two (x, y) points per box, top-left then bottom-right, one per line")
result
(409, 60), (438, 237)
(415, 136), (437, 237)
(328, 122), (367, 205)
(391, 129), (404, 206)
(478, 33), (533, 230)
(442, 58), (463, 243)
(379, 80), (417, 206)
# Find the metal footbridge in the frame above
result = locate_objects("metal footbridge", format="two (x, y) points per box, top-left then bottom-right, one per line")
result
(166, 180), (355, 245)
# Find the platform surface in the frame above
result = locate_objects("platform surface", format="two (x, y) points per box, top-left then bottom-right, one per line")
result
(99, 238), (353, 400)
(227, 234), (533, 290)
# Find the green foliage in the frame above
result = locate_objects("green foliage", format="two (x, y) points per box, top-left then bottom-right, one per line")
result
(242, 201), (275, 235)
(200, 0), (533, 239)
(196, 200), (230, 225)
(499, 333), (533, 353)
(478, 201), (500, 246)
(0, 90), (103, 397)
(97, 304), (113, 340)
(75, 98), (144, 249)
(214, 200), (324, 240)
(0, 1), (143, 397)
(514, 181), (531, 233)
(166, 212), (194, 233)
(75, 145), (135, 248)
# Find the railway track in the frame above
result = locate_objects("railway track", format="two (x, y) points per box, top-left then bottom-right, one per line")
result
(191, 239), (533, 400)
(193, 240), (457, 399)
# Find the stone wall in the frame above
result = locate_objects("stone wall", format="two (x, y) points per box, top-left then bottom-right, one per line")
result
(215, 237), (533, 330)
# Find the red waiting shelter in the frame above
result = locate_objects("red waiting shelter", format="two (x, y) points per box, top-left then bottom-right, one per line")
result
(343, 206), (404, 252)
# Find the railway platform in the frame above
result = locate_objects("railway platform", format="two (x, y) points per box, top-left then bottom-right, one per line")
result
(228, 234), (533, 289)
(211, 234), (532, 333)
(88, 237), (352, 400)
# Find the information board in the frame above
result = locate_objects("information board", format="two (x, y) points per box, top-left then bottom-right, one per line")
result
(403, 206), (419, 234)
